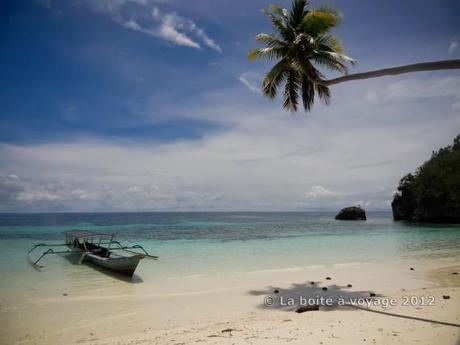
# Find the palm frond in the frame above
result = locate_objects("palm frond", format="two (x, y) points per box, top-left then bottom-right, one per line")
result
(262, 59), (290, 98)
(301, 8), (340, 36)
(255, 33), (287, 48)
(317, 34), (344, 53)
(289, 0), (308, 29)
(283, 69), (301, 112)
(314, 83), (331, 105)
(248, 47), (287, 62)
(316, 5), (341, 18)
(291, 57), (321, 81)
(262, 10), (295, 42)
(312, 53), (348, 74)
(301, 75), (315, 111)
(323, 51), (356, 65)
(269, 4), (285, 16)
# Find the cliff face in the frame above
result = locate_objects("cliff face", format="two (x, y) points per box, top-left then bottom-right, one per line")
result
(391, 135), (460, 223)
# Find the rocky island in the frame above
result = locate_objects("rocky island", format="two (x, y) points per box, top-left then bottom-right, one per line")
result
(335, 206), (367, 220)
(392, 134), (460, 223)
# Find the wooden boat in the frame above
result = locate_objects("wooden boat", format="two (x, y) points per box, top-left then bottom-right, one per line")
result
(28, 230), (158, 276)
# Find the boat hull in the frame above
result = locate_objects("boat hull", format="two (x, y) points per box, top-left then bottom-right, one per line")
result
(85, 253), (143, 276)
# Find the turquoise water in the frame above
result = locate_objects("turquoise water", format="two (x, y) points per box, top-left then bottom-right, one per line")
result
(1, 212), (459, 283)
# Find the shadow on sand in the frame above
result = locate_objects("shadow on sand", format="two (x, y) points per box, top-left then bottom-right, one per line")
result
(249, 280), (460, 328)
(249, 280), (380, 311)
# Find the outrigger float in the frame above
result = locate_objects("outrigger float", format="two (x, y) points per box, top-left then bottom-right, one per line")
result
(28, 230), (158, 276)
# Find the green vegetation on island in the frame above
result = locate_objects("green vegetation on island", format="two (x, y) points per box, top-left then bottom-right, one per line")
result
(392, 135), (460, 223)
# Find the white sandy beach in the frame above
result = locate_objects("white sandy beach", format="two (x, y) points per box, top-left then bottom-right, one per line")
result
(1, 258), (459, 345)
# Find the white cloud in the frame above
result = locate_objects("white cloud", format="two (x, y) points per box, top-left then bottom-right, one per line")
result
(448, 40), (458, 54)
(1, 106), (457, 211)
(70, 189), (89, 199)
(95, 1), (221, 51)
(128, 185), (142, 193)
(239, 72), (262, 94)
(157, 22), (200, 49)
(189, 24), (222, 52)
(305, 186), (339, 200)
(365, 76), (460, 109)
(119, 16), (201, 49)
(150, 6), (222, 52)
(42, 0), (221, 51)
(16, 189), (62, 203)
(1, 71), (459, 211)
(119, 5), (222, 51)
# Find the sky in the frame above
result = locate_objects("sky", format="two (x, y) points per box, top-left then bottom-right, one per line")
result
(0, 0), (459, 212)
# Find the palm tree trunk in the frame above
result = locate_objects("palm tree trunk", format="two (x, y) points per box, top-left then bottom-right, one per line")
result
(317, 59), (460, 86)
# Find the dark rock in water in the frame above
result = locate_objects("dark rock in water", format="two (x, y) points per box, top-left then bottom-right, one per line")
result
(369, 293), (376, 297)
(273, 289), (279, 294)
(452, 272), (458, 275)
(410, 268), (415, 271)
(335, 206), (366, 220)
(442, 295), (450, 300)
(310, 281), (315, 285)
(391, 135), (460, 223)
(325, 277), (331, 280)
(296, 305), (319, 313)
(62, 293), (68, 296)
(347, 284), (352, 288)
(322, 287), (328, 291)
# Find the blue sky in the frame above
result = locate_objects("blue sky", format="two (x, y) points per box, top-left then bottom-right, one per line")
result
(0, 0), (459, 211)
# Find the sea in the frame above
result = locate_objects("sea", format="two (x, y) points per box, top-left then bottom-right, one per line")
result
(0, 212), (459, 298)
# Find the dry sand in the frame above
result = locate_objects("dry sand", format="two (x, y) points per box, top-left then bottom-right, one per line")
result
(1, 259), (459, 344)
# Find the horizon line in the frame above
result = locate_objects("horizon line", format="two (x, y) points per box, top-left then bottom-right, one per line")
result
(0, 209), (392, 214)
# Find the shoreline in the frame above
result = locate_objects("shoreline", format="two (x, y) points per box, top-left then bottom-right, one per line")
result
(1, 258), (459, 344)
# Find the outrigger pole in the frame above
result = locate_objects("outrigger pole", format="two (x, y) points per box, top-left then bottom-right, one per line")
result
(27, 243), (72, 269)
(109, 241), (159, 259)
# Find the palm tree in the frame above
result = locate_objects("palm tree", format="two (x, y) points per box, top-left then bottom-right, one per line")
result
(249, 0), (460, 112)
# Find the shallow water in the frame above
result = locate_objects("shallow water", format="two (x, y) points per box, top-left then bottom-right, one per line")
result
(0, 212), (459, 300)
